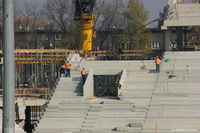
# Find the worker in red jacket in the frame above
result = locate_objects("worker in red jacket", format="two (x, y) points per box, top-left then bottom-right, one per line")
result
(66, 61), (71, 77)
(155, 56), (160, 73)
(81, 67), (86, 85)
(60, 65), (66, 76)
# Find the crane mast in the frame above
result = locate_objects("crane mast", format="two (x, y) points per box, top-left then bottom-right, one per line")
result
(75, 0), (96, 51)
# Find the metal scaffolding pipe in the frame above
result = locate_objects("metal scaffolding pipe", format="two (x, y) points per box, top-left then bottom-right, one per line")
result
(2, 0), (15, 132)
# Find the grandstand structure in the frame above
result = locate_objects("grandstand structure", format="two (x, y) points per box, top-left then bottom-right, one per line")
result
(162, 0), (200, 51)
(1, 0), (200, 133)
(33, 51), (200, 133)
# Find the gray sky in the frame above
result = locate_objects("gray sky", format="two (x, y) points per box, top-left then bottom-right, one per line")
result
(142, 0), (167, 21)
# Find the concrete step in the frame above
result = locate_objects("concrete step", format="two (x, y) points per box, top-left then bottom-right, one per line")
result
(34, 129), (81, 133)
(52, 95), (83, 99)
(120, 95), (152, 99)
(54, 87), (83, 92)
(57, 81), (82, 85)
(116, 127), (142, 132)
(82, 122), (96, 128)
(43, 113), (86, 118)
(100, 112), (146, 118)
(54, 91), (82, 96)
(85, 114), (99, 118)
(83, 119), (98, 123)
(80, 127), (94, 132)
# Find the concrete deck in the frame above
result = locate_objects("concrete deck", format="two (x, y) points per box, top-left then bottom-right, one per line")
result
(35, 51), (200, 133)
(162, 3), (200, 28)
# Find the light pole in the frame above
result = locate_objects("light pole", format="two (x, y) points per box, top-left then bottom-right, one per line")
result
(2, 0), (15, 132)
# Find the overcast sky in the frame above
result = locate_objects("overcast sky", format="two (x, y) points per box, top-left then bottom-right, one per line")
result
(142, 0), (168, 26)
(16, 0), (168, 27)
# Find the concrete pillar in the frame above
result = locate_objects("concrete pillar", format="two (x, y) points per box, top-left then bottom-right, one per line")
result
(2, 0), (16, 132)
(24, 106), (32, 133)
(164, 30), (171, 51)
(183, 27), (187, 48)
(177, 27), (183, 51)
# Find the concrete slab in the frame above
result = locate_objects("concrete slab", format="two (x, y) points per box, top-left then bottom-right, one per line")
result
(35, 52), (200, 133)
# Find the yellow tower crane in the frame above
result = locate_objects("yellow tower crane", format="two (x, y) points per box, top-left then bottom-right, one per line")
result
(81, 14), (95, 51)
(75, 0), (96, 51)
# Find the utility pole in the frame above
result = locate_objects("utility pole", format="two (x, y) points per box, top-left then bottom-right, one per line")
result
(2, 0), (15, 132)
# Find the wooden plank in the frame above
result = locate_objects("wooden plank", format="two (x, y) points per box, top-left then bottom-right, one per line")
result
(0, 49), (78, 54)
(0, 88), (50, 91)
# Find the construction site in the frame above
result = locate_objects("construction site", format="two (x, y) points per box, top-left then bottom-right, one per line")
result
(0, 0), (200, 133)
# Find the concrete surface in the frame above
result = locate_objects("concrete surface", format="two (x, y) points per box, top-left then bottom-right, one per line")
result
(34, 51), (200, 133)
(0, 108), (25, 133)
(162, 3), (200, 28)
(84, 70), (94, 99)
(118, 70), (126, 96)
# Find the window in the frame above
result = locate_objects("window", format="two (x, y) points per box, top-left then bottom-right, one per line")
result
(151, 42), (160, 49)
(157, 43), (160, 49)
(42, 34), (48, 40)
(55, 34), (61, 40)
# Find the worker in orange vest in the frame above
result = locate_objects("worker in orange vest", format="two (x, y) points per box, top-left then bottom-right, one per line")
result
(66, 61), (71, 77)
(60, 64), (66, 76)
(81, 67), (86, 85)
(155, 56), (160, 73)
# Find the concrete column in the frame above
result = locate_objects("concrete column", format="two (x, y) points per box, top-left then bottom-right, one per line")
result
(24, 106), (32, 133)
(177, 27), (183, 51)
(2, 0), (15, 132)
(183, 27), (187, 48)
(164, 30), (171, 51)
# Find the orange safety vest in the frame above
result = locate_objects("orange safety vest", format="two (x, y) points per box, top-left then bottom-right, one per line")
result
(156, 58), (160, 65)
(61, 65), (65, 68)
(66, 63), (70, 69)
(82, 69), (86, 75)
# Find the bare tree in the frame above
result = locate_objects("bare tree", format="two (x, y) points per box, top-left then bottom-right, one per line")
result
(42, 0), (80, 49)
(15, 1), (52, 49)
(94, 0), (126, 50)
(42, 0), (73, 32)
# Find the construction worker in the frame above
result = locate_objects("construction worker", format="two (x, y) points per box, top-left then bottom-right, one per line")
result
(60, 64), (66, 77)
(81, 67), (86, 85)
(155, 56), (160, 73)
(66, 61), (71, 77)
(186, 64), (191, 76)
